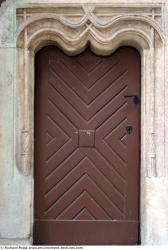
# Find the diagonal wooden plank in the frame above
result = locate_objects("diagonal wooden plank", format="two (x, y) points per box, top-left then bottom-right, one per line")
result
(104, 119), (127, 163)
(89, 87), (127, 129)
(73, 208), (95, 220)
(45, 148), (87, 193)
(86, 158), (126, 212)
(45, 157), (125, 217)
(96, 140), (126, 179)
(45, 174), (121, 218)
(49, 71), (89, 121)
(44, 174), (87, 218)
(49, 65), (128, 121)
(47, 114), (70, 140)
(60, 54), (119, 88)
(48, 83), (86, 128)
(46, 131), (55, 145)
(47, 97), (77, 137)
(44, 174), (124, 220)
(57, 57), (103, 89)
(87, 156), (125, 198)
(87, 69), (128, 105)
(88, 149), (126, 195)
(120, 133), (127, 147)
(45, 139), (78, 177)
(86, 174), (125, 218)
(51, 57), (128, 105)
(76, 50), (102, 73)
(44, 158), (89, 204)
(46, 115), (70, 160)
(95, 101), (127, 136)
(57, 191), (110, 220)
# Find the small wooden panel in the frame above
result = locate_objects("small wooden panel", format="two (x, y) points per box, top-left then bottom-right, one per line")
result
(34, 221), (139, 245)
(79, 130), (95, 147)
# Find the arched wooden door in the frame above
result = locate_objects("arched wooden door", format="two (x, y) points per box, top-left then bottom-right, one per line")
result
(34, 46), (140, 245)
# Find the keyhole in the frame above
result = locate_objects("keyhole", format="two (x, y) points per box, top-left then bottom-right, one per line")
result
(126, 125), (133, 134)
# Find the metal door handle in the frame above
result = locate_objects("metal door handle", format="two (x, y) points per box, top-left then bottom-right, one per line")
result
(124, 94), (140, 104)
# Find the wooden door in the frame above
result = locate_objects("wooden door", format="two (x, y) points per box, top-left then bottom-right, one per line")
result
(34, 46), (140, 245)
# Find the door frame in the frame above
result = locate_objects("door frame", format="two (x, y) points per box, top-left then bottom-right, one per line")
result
(15, 2), (166, 244)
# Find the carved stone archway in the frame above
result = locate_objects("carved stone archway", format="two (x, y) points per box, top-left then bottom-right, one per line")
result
(15, 3), (166, 244)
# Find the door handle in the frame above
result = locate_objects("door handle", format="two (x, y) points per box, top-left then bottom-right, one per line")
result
(124, 94), (140, 104)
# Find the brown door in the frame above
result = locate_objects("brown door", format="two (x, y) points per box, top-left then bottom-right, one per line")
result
(34, 46), (140, 245)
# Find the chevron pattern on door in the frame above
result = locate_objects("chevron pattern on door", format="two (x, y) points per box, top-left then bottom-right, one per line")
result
(34, 46), (140, 245)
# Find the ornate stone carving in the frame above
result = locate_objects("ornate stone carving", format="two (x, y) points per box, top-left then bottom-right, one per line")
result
(16, 5), (164, 51)
(16, 4), (165, 178)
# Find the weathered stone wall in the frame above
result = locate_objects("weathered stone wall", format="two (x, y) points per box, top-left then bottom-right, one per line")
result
(0, 0), (168, 245)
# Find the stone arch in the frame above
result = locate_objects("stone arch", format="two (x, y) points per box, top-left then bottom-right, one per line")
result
(16, 13), (164, 49)
(24, 27), (151, 55)
(16, 7), (164, 178)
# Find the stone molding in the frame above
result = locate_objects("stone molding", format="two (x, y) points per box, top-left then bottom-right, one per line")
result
(15, 3), (166, 180)
(17, 4), (164, 50)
